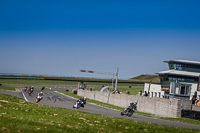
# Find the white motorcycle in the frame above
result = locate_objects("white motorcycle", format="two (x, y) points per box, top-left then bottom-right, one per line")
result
(73, 100), (84, 109)
(36, 95), (43, 103)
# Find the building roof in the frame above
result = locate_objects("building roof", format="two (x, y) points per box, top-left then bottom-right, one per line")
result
(156, 70), (200, 78)
(164, 60), (200, 65)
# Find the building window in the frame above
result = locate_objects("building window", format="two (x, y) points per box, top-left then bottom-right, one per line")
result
(169, 64), (174, 69)
(170, 83), (191, 96)
(185, 85), (190, 95)
(180, 85), (185, 95)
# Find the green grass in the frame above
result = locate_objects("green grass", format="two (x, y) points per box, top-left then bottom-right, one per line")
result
(0, 75), (149, 84)
(0, 93), (199, 133)
(0, 79), (78, 85)
(0, 79), (143, 86)
(89, 87), (142, 96)
(0, 85), (15, 91)
(161, 117), (200, 126)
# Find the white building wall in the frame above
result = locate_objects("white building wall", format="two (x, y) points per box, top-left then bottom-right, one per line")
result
(145, 82), (200, 100)
(144, 83), (164, 98)
(190, 83), (200, 100)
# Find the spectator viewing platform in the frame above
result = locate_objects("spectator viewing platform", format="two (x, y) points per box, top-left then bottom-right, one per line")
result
(144, 60), (200, 100)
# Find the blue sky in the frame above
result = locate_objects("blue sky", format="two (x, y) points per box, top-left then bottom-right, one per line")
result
(0, 0), (200, 79)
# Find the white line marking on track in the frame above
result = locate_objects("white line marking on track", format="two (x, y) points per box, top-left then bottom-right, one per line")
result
(21, 89), (29, 102)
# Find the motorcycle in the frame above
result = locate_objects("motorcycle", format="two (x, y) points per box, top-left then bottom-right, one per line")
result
(36, 95), (43, 103)
(121, 101), (137, 117)
(73, 100), (84, 109)
(28, 90), (32, 96)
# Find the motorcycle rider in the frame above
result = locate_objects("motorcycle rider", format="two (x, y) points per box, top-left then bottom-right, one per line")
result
(77, 97), (87, 107)
(38, 92), (43, 96)
(126, 102), (133, 111)
(125, 101), (137, 112)
(24, 86), (27, 91)
(121, 101), (137, 117)
(80, 97), (87, 104)
(41, 86), (45, 91)
(36, 92), (43, 99)
(31, 86), (34, 92)
(28, 86), (32, 95)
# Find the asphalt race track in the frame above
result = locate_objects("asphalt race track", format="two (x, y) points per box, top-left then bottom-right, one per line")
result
(1, 89), (200, 130)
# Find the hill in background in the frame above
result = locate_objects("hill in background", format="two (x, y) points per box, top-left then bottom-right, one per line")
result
(129, 74), (160, 83)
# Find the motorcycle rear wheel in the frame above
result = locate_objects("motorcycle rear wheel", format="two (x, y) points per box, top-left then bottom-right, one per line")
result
(121, 112), (124, 116)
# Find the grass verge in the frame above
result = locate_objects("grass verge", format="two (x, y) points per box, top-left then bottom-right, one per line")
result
(0, 85), (15, 91)
(0, 93), (199, 133)
(87, 87), (142, 96)
(0, 79), (143, 87)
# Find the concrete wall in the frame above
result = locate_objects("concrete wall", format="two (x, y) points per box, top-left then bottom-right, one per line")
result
(78, 89), (192, 118)
(192, 105), (200, 111)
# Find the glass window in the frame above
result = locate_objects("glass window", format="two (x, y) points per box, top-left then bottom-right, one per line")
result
(159, 92), (161, 98)
(169, 64), (174, 69)
(174, 64), (177, 70)
(185, 86), (190, 95)
(180, 85), (185, 95)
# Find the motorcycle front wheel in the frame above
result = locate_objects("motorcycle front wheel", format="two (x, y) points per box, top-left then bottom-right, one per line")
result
(77, 104), (81, 109)
(127, 110), (134, 117)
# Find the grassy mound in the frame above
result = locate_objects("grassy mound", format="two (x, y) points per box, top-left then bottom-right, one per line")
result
(129, 74), (160, 83)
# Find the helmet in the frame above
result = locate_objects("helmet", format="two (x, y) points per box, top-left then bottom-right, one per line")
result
(84, 97), (87, 100)
(40, 92), (43, 94)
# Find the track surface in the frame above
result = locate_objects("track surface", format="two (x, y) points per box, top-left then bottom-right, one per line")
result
(1, 89), (200, 130)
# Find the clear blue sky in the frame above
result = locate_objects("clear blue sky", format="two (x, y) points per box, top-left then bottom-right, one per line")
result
(1, 0), (200, 79)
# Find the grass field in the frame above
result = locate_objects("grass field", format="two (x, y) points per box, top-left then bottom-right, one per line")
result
(0, 79), (144, 86)
(0, 85), (15, 91)
(91, 87), (142, 95)
(0, 79), (143, 96)
(0, 93), (199, 133)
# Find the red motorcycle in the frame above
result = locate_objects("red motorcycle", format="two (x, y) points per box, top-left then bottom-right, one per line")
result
(36, 95), (43, 103)
(28, 90), (32, 96)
